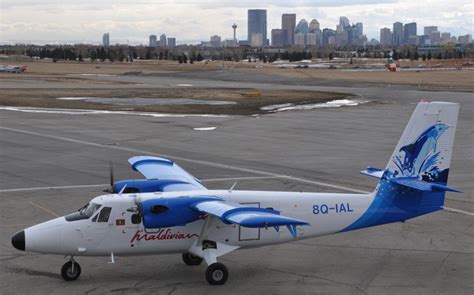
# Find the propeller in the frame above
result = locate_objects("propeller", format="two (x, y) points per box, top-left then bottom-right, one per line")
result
(103, 161), (115, 193)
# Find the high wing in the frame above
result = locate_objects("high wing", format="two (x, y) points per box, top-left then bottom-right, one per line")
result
(128, 156), (206, 191)
(192, 199), (309, 237)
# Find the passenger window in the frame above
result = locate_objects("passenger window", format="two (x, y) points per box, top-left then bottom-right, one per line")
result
(98, 207), (112, 222)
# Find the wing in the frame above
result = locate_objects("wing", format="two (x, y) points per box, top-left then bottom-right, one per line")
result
(128, 156), (206, 191)
(192, 199), (309, 238)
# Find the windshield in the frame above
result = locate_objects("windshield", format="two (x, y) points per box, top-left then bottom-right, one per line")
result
(65, 202), (101, 222)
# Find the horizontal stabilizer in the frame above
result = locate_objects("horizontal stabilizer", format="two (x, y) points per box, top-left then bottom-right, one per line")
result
(390, 177), (462, 193)
(360, 167), (384, 179)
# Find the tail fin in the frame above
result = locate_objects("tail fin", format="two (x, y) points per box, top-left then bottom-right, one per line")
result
(385, 101), (459, 184)
(345, 102), (459, 231)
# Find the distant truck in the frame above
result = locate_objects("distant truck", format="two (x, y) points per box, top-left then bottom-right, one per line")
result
(0, 65), (27, 73)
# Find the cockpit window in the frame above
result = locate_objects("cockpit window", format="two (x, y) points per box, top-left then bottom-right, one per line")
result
(97, 207), (112, 222)
(65, 202), (101, 222)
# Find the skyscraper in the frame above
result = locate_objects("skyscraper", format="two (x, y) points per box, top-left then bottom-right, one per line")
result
(339, 16), (350, 27)
(392, 22), (403, 46)
(322, 28), (336, 46)
(281, 14), (296, 45)
(248, 9), (267, 46)
(159, 34), (167, 47)
(424, 26), (438, 36)
(167, 38), (176, 48)
(404, 22), (417, 44)
(295, 19), (309, 46)
(309, 19), (320, 32)
(102, 33), (110, 48)
(271, 29), (287, 47)
(380, 28), (392, 46)
(355, 22), (363, 36)
(149, 35), (157, 47)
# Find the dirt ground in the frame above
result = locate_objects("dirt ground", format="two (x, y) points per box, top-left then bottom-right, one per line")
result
(239, 67), (474, 91)
(0, 60), (472, 114)
(0, 88), (348, 115)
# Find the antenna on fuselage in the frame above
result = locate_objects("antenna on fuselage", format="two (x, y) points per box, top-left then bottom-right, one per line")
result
(229, 182), (238, 192)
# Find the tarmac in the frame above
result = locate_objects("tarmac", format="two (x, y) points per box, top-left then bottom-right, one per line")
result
(0, 71), (473, 294)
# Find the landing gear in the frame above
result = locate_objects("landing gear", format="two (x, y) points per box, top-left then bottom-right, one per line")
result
(182, 252), (203, 266)
(61, 258), (81, 281)
(205, 263), (228, 285)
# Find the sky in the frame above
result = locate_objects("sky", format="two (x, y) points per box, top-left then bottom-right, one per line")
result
(0, 0), (473, 45)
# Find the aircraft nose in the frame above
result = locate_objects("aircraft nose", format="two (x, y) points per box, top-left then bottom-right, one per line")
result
(11, 230), (25, 251)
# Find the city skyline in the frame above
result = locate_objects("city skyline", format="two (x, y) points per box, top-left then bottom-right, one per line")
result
(1, 0), (473, 45)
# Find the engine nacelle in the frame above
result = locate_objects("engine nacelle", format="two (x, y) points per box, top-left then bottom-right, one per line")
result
(140, 196), (218, 228)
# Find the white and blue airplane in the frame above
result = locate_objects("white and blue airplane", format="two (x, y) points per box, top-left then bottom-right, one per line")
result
(11, 101), (460, 285)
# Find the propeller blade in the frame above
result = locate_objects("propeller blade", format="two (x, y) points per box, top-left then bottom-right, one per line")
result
(103, 161), (115, 193)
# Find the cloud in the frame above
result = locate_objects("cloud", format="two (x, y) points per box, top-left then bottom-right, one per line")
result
(0, 0), (472, 44)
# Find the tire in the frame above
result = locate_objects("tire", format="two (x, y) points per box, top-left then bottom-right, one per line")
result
(205, 263), (228, 285)
(61, 261), (81, 281)
(182, 253), (203, 266)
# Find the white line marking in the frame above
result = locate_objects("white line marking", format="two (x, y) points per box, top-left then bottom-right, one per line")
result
(29, 201), (59, 217)
(0, 184), (107, 193)
(0, 126), (369, 193)
(0, 177), (281, 193)
(202, 176), (281, 182)
(443, 206), (474, 216)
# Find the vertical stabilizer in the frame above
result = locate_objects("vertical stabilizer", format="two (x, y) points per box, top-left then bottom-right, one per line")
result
(385, 102), (459, 184)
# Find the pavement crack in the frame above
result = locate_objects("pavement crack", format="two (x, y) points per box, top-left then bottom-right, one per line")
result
(263, 266), (366, 295)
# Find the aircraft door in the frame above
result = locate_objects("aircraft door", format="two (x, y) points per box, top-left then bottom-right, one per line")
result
(85, 206), (113, 245)
(238, 202), (260, 241)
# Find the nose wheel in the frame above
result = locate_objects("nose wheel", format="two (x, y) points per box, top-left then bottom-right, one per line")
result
(205, 262), (228, 285)
(61, 258), (81, 281)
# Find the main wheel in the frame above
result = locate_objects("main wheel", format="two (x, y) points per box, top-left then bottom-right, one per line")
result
(182, 253), (203, 266)
(61, 261), (81, 281)
(205, 263), (228, 285)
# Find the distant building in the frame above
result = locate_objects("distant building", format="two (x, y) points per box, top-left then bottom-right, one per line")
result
(429, 31), (441, 44)
(339, 16), (350, 27)
(322, 28), (336, 46)
(309, 19), (320, 32)
(441, 32), (451, 44)
(424, 26), (438, 36)
(271, 29), (287, 47)
(248, 9), (267, 46)
(102, 33), (110, 48)
(149, 35), (157, 47)
(167, 37), (176, 48)
(294, 19), (309, 46)
(392, 22), (403, 46)
(307, 33), (317, 46)
(355, 22), (363, 36)
(380, 27), (392, 46)
(458, 34), (472, 44)
(407, 35), (419, 45)
(418, 35), (429, 45)
(328, 36), (336, 45)
(281, 14), (296, 45)
(294, 33), (306, 46)
(335, 30), (349, 46)
(159, 34), (167, 47)
(403, 22), (417, 44)
(250, 33), (263, 47)
(210, 35), (221, 47)
(232, 23), (238, 41)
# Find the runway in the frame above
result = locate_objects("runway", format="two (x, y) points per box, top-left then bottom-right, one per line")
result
(0, 73), (473, 294)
